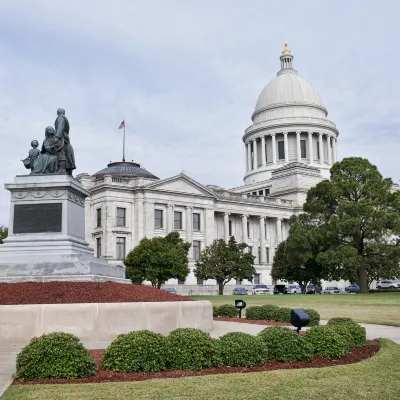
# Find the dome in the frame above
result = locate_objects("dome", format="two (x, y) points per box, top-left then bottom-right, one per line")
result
(93, 161), (159, 179)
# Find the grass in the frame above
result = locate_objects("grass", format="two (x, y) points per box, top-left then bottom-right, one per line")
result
(192, 293), (400, 326)
(3, 339), (400, 400)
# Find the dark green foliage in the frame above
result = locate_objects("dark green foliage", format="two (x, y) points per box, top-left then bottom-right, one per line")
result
(304, 326), (349, 359)
(258, 327), (313, 362)
(213, 305), (218, 317)
(102, 330), (167, 373)
(15, 333), (97, 382)
(166, 329), (215, 371)
(214, 332), (268, 367)
(330, 324), (366, 349)
(213, 304), (238, 318)
(0, 226), (7, 244)
(259, 304), (280, 320)
(273, 307), (292, 322)
(245, 306), (263, 320)
(327, 317), (357, 326)
(302, 308), (320, 326)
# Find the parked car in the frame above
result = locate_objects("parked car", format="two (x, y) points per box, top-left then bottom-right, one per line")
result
(163, 288), (177, 294)
(323, 286), (341, 294)
(305, 284), (316, 294)
(273, 284), (288, 294)
(345, 284), (360, 293)
(252, 284), (269, 295)
(232, 287), (248, 295)
(376, 280), (400, 289)
(287, 284), (301, 294)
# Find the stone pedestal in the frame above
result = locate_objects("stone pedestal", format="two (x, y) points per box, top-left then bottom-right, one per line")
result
(0, 174), (128, 283)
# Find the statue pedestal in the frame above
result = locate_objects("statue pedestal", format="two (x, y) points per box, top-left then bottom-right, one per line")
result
(0, 174), (129, 283)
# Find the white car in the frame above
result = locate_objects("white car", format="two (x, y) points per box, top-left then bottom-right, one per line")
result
(287, 284), (301, 294)
(323, 286), (341, 294)
(376, 280), (400, 289)
(252, 284), (269, 295)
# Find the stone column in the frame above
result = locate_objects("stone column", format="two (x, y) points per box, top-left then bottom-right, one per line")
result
(253, 139), (258, 169)
(332, 137), (337, 163)
(327, 135), (332, 165)
(308, 132), (313, 164)
(296, 131), (301, 162)
(271, 134), (277, 164)
(261, 136), (266, 166)
(259, 216), (266, 264)
(283, 132), (289, 163)
(276, 217), (282, 243)
(318, 133), (324, 164)
(224, 212), (230, 242)
(247, 143), (252, 171)
(186, 206), (193, 258)
(167, 204), (173, 233)
(241, 214), (248, 243)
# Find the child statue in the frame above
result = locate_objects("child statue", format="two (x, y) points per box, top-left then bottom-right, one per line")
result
(22, 140), (40, 171)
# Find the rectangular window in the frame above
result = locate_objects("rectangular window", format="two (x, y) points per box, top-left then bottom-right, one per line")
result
(278, 141), (285, 160)
(193, 240), (201, 261)
(248, 246), (253, 255)
(96, 237), (101, 258)
(253, 273), (261, 284)
(174, 211), (182, 230)
(265, 188), (270, 195)
(258, 247), (261, 263)
(193, 213), (201, 231)
(300, 139), (307, 158)
(228, 220), (232, 236)
(247, 221), (250, 238)
(252, 191), (257, 196)
(266, 247), (270, 264)
(116, 207), (126, 227)
(155, 209), (163, 229)
(197, 277), (204, 285)
(178, 279), (185, 285)
(116, 237), (126, 260)
(258, 190), (264, 196)
(317, 141), (320, 159)
(96, 208), (101, 228)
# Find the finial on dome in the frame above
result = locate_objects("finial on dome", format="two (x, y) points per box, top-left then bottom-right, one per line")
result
(282, 43), (291, 55)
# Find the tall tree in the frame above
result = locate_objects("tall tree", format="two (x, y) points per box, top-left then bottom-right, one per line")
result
(304, 157), (400, 293)
(194, 236), (255, 295)
(0, 226), (8, 244)
(124, 231), (191, 288)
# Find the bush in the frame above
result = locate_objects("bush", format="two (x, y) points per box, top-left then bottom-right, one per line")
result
(215, 332), (268, 367)
(259, 305), (280, 320)
(273, 307), (292, 322)
(213, 305), (218, 317)
(15, 332), (97, 382)
(304, 326), (349, 359)
(330, 323), (366, 349)
(102, 330), (167, 373)
(327, 317), (356, 326)
(166, 328), (215, 371)
(245, 306), (264, 320)
(214, 304), (238, 318)
(258, 327), (313, 362)
(302, 308), (320, 326)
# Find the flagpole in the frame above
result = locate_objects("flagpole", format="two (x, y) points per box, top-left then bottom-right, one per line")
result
(122, 118), (126, 162)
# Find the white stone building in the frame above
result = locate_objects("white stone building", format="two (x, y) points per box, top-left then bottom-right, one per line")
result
(78, 45), (339, 292)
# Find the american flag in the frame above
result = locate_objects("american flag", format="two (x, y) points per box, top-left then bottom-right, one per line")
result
(118, 120), (125, 129)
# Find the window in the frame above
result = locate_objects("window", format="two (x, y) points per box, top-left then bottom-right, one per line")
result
(96, 208), (101, 228)
(247, 221), (250, 238)
(193, 240), (201, 261)
(155, 209), (163, 228)
(197, 277), (204, 285)
(258, 247), (261, 263)
(300, 139), (307, 158)
(178, 279), (185, 285)
(317, 141), (320, 159)
(266, 247), (270, 264)
(228, 220), (232, 236)
(193, 213), (200, 231)
(253, 273), (261, 284)
(174, 211), (182, 230)
(252, 191), (257, 195)
(258, 190), (264, 196)
(265, 188), (270, 195)
(278, 141), (285, 160)
(248, 246), (253, 255)
(236, 278), (243, 285)
(96, 238), (101, 258)
(116, 237), (126, 260)
(116, 207), (126, 227)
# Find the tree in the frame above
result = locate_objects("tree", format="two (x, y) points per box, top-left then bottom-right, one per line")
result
(194, 236), (255, 295)
(124, 231), (191, 288)
(0, 226), (8, 244)
(303, 157), (400, 293)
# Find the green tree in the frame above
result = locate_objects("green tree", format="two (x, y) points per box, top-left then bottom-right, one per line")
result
(304, 157), (400, 293)
(0, 226), (8, 244)
(124, 231), (191, 288)
(194, 236), (255, 295)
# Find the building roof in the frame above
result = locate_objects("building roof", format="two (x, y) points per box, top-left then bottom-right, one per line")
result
(93, 161), (159, 179)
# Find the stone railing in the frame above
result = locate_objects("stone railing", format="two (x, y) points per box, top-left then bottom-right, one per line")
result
(112, 177), (132, 184)
(214, 190), (293, 207)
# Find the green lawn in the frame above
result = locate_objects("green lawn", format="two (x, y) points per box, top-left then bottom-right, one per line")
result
(3, 339), (400, 400)
(192, 293), (400, 326)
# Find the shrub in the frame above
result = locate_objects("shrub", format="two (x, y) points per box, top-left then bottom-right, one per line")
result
(273, 307), (292, 322)
(327, 317), (357, 326)
(259, 305), (280, 320)
(215, 332), (268, 367)
(302, 308), (320, 326)
(102, 330), (167, 373)
(214, 304), (238, 318)
(330, 323), (366, 349)
(258, 327), (313, 362)
(15, 332), (97, 382)
(213, 305), (218, 317)
(245, 306), (264, 320)
(304, 326), (349, 358)
(166, 328), (215, 371)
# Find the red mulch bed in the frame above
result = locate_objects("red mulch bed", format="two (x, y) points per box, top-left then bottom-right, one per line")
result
(214, 317), (291, 326)
(14, 340), (380, 385)
(0, 282), (192, 304)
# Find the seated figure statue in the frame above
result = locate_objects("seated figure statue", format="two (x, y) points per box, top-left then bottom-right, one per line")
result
(31, 126), (59, 174)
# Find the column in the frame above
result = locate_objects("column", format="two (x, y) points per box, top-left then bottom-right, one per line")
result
(332, 137), (337, 163)
(186, 206), (193, 258)
(241, 214), (248, 243)
(223, 212), (230, 242)
(261, 136), (266, 166)
(247, 143), (252, 171)
(308, 132), (313, 164)
(276, 217), (282, 243)
(296, 131), (301, 162)
(283, 132), (289, 163)
(327, 135), (332, 165)
(259, 216), (266, 264)
(271, 134), (277, 164)
(318, 133), (324, 164)
(167, 204), (173, 233)
(253, 139), (258, 169)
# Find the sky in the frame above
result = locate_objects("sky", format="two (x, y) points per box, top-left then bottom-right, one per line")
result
(0, 0), (399, 225)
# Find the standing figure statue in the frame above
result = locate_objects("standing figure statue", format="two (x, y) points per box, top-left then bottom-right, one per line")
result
(22, 140), (40, 171)
(54, 108), (76, 175)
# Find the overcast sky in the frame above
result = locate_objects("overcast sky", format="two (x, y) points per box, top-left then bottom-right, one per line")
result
(0, 0), (399, 225)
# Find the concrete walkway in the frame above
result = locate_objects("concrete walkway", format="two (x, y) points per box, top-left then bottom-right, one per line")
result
(1, 321), (399, 397)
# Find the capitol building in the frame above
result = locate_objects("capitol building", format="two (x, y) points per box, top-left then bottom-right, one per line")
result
(77, 45), (339, 291)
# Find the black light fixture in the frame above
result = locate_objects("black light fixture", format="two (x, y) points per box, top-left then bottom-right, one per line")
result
(290, 308), (310, 334)
(235, 299), (247, 318)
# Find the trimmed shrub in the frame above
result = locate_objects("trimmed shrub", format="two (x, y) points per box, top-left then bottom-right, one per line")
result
(273, 307), (292, 323)
(15, 332), (97, 382)
(258, 327), (313, 362)
(331, 323), (366, 349)
(166, 328), (215, 371)
(102, 330), (167, 373)
(245, 306), (264, 320)
(259, 304), (280, 320)
(327, 317), (357, 326)
(215, 332), (268, 367)
(304, 326), (349, 359)
(213, 305), (218, 317)
(214, 304), (238, 318)
(302, 308), (320, 326)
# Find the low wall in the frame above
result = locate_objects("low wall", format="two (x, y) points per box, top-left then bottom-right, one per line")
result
(0, 300), (213, 346)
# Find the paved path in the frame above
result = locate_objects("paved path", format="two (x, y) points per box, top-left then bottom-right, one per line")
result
(1, 321), (399, 397)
